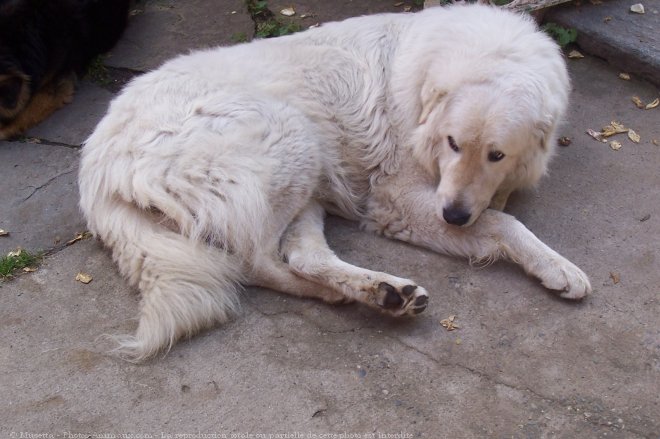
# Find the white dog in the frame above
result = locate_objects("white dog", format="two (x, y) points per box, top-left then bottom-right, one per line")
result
(79, 4), (592, 361)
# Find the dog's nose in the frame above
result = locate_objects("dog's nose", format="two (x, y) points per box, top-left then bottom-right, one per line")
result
(442, 206), (471, 226)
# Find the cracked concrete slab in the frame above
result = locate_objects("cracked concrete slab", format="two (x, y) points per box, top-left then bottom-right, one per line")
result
(0, 142), (84, 255)
(105, 0), (254, 72)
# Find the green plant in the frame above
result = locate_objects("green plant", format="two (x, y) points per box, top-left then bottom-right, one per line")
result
(256, 21), (301, 38)
(542, 22), (578, 47)
(231, 32), (249, 43)
(85, 55), (111, 85)
(0, 249), (41, 278)
(246, 0), (302, 39)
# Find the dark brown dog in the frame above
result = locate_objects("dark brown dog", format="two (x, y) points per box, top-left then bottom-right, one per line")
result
(0, 0), (130, 140)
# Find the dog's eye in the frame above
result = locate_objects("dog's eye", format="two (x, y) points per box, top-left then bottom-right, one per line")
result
(488, 151), (505, 162)
(448, 136), (460, 152)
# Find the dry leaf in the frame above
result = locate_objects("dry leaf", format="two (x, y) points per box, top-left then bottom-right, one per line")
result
(7, 248), (23, 257)
(630, 3), (645, 13)
(609, 140), (622, 150)
(280, 7), (295, 16)
(603, 16), (613, 22)
(558, 136), (572, 146)
(610, 121), (627, 131)
(403, 5), (412, 11)
(0, 229), (8, 237)
(440, 315), (459, 331)
(66, 231), (92, 246)
(645, 98), (659, 109)
(601, 121), (628, 137)
(568, 50), (584, 59)
(455, 338), (462, 345)
(22, 267), (37, 273)
(627, 129), (640, 143)
(75, 272), (93, 284)
(587, 129), (607, 142)
(653, 139), (659, 146)
(394, 1), (404, 5)
(618, 73), (631, 80)
(632, 96), (645, 109)
(609, 271), (620, 284)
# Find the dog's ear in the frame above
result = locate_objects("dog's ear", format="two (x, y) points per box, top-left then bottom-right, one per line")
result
(535, 117), (556, 151)
(0, 73), (29, 118)
(418, 84), (446, 125)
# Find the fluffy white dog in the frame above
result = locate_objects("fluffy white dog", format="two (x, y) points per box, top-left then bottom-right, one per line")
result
(79, 4), (592, 361)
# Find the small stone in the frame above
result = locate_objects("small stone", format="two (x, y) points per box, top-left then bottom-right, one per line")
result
(630, 3), (645, 13)
(280, 7), (295, 17)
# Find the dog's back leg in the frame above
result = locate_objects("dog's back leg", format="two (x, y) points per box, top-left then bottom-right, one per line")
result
(281, 201), (429, 316)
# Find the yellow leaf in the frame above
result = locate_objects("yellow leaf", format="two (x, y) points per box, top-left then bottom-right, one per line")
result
(568, 50), (584, 59)
(22, 267), (37, 273)
(440, 315), (459, 331)
(7, 248), (23, 257)
(75, 272), (93, 284)
(66, 231), (92, 246)
(627, 129), (640, 143)
(587, 129), (606, 142)
(645, 98), (659, 110)
(610, 121), (627, 131)
(601, 121), (628, 137)
(631, 96), (645, 109)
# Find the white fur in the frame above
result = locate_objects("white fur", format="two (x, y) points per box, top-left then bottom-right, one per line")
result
(79, 5), (591, 361)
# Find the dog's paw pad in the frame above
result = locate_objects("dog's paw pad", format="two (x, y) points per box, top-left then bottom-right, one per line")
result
(381, 283), (405, 309)
(377, 282), (428, 316)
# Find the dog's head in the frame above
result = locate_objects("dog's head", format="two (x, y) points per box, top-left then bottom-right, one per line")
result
(411, 60), (568, 227)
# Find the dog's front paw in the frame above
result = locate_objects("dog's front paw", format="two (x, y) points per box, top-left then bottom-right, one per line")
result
(376, 282), (429, 316)
(537, 258), (592, 299)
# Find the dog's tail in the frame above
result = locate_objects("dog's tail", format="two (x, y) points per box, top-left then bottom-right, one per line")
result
(82, 196), (243, 362)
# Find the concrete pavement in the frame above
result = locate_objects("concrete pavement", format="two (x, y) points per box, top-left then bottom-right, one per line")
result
(1, 1), (658, 437)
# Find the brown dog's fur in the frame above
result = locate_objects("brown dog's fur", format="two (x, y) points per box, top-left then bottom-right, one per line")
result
(0, 0), (129, 140)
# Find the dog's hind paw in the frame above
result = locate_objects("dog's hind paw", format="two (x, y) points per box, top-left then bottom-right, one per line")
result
(377, 282), (429, 316)
(538, 258), (592, 300)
